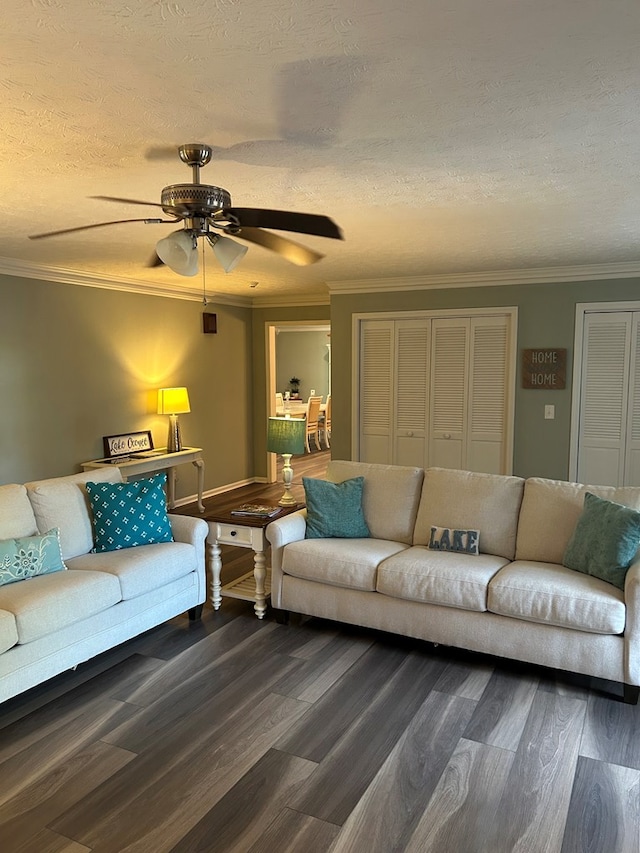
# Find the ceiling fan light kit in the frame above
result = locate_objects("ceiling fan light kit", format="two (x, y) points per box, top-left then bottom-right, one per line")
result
(28, 143), (343, 278)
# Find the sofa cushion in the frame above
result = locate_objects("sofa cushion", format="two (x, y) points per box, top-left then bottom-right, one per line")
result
(0, 528), (67, 587)
(85, 473), (174, 552)
(488, 561), (626, 635)
(0, 609), (18, 654)
(515, 477), (640, 565)
(0, 484), (39, 539)
(26, 468), (123, 560)
(303, 476), (370, 539)
(282, 538), (408, 591)
(563, 492), (640, 590)
(67, 541), (197, 600)
(325, 461), (424, 545)
(0, 569), (122, 644)
(414, 468), (525, 560)
(377, 546), (509, 611)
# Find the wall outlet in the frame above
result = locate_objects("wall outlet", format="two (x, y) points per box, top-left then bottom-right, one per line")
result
(544, 404), (555, 420)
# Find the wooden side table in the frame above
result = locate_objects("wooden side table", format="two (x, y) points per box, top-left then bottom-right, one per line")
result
(205, 504), (303, 619)
(81, 447), (205, 512)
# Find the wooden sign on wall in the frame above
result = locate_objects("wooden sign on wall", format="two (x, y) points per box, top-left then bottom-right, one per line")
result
(522, 348), (567, 389)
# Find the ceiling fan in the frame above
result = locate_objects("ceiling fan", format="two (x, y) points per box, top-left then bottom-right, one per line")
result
(28, 143), (343, 275)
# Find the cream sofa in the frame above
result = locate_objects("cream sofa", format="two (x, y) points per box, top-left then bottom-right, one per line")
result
(0, 467), (208, 703)
(267, 460), (640, 703)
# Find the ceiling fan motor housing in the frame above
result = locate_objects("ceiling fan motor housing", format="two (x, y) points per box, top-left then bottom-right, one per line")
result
(161, 183), (232, 219)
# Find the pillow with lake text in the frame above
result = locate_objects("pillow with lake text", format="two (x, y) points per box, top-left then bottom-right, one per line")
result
(428, 526), (480, 556)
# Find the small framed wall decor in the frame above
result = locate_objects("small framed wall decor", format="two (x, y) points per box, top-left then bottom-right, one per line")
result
(522, 348), (567, 389)
(103, 430), (154, 458)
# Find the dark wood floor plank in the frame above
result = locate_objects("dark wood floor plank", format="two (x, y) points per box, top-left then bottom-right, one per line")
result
(49, 691), (311, 853)
(247, 808), (339, 853)
(168, 748), (318, 852)
(403, 737), (514, 853)
(329, 690), (477, 853)
(0, 740), (134, 850)
(463, 667), (539, 751)
(289, 653), (447, 825)
(561, 756), (640, 853)
(0, 696), (137, 807)
(433, 656), (494, 700)
(580, 693), (640, 771)
(11, 828), (91, 853)
(485, 690), (587, 853)
(275, 641), (411, 763)
(273, 631), (374, 702)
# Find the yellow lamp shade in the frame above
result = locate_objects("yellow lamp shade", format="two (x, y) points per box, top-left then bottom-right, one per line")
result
(157, 387), (191, 415)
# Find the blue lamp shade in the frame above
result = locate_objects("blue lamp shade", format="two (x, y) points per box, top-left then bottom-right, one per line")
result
(267, 417), (306, 455)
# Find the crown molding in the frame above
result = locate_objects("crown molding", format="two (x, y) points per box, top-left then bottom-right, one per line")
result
(0, 256), (253, 308)
(250, 292), (330, 308)
(327, 261), (640, 294)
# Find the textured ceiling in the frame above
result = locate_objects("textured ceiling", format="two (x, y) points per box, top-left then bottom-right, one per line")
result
(2, 0), (640, 302)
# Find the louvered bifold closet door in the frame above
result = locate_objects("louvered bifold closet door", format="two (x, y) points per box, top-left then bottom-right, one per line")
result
(359, 320), (394, 463)
(624, 314), (640, 485)
(577, 312), (632, 486)
(467, 316), (509, 474)
(394, 320), (430, 467)
(429, 318), (469, 470)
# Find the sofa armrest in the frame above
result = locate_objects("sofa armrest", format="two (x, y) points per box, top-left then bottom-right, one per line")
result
(266, 509), (307, 609)
(168, 514), (209, 605)
(625, 557), (640, 686)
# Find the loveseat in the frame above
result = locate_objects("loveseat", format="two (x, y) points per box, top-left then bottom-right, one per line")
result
(0, 467), (208, 704)
(266, 460), (640, 703)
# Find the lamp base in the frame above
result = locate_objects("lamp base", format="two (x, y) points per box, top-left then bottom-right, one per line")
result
(167, 414), (183, 453)
(278, 453), (297, 506)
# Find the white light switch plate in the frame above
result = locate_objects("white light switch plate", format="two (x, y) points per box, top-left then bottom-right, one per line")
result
(545, 405), (555, 420)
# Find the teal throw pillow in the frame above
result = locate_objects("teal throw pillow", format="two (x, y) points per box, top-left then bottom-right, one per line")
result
(0, 528), (67, 586)
(563, 491), (640, 589)
(86, 473), (174, 553)
(303, 476), (370, 539)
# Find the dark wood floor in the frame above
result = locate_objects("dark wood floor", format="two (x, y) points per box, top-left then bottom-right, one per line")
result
(1, 448), (640, 852)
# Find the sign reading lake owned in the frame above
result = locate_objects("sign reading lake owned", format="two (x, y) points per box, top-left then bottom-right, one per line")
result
(522, 348), (567, 390)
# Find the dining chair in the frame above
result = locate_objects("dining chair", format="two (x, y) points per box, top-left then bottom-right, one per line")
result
(275, 392), (284, 413)
(304, 395), (323, 452)
(321, 394), (331, 448)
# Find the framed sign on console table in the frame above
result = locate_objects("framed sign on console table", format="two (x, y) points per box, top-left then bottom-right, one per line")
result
(103, 430), (154, 458)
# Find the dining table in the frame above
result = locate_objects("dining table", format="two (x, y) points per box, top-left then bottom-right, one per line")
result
(276, 401), (326, 417)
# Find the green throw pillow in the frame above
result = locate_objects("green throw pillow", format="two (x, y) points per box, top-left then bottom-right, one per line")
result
(0, 528), (67, 586)
(303, 476), (370, 539)
(86, 473), (174, 553)
(563, 491), (640, 589)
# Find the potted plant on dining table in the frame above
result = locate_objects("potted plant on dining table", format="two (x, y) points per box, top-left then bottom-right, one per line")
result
(289, 376), (301, 399)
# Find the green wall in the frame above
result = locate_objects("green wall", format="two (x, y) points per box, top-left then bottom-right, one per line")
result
(276, 329), (331, 400)
(330, 277), (640, 480)
(0, 274), (253, 499)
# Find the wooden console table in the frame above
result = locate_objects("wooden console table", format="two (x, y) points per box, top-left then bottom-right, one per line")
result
(81, 446), (205, 512)
(205, 504), (302, 619)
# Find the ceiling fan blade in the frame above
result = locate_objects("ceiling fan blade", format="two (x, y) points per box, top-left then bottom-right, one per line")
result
(223, 207), (343, 240)
(28, 218), (169, 240)
(233, 227), (324, 266)
(91, 195), (164, 209)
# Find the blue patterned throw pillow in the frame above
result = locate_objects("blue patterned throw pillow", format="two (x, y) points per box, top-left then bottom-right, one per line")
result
(303, 476), (370, 539)
(86, 473), (174, 553)
(0, 528), (67, 586)
(563, 491), (640, 589)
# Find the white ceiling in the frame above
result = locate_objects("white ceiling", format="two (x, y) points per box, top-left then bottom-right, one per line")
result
(3, 0), (640, 303)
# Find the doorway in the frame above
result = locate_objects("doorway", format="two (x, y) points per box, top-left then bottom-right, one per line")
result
(265, 321), (331, 483)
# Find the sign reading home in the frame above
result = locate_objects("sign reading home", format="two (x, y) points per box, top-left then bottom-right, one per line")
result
(522, 348), (567, 390)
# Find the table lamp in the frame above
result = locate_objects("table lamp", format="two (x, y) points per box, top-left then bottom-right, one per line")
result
(157, 387), (191, 452)
(267, 416), (306, 505)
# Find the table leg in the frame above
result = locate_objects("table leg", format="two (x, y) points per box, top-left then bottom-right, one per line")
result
(253, 549), (267, 619)
(192, 458), (205, 512)
(210, 539), (222, 610)
(167, 468), (177, 509)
